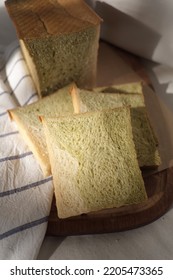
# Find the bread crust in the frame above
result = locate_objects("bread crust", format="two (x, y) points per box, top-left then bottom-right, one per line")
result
(5, 0), (102, 97)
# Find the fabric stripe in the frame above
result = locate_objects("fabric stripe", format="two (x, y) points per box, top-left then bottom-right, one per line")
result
(0, 74), (32, 97)
(0, 90), (9, 96)
(0, 111), (8, 117)
(11, 74), (31, 94)
(0, 216), (49, 240)
(0, 176), (53, 198)
(0, 45), (20, 72)
(3, 57), (25, 83)
(0, 151), (32, 163)
(0, 131), (19, 138)
(23, 92), (38, 106)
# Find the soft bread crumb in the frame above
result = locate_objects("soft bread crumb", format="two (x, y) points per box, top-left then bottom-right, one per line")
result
(42, 107), (147, 219)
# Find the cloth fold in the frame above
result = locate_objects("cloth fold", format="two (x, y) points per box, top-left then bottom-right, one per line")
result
(87, 0), (173, 68)
(0, 41), (54, 260)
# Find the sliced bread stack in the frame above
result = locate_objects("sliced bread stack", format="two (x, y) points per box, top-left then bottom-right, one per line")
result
(9, 81), (161, 218)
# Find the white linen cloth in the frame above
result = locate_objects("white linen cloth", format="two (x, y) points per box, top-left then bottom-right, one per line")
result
(0, 41), (53, 260)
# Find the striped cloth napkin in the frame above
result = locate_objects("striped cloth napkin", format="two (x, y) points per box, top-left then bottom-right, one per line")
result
(0, 41), (53, 260)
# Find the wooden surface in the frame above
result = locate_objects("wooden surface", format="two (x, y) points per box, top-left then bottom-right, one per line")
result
(46, 42), (173, 236)
(47, 167), (173, 236)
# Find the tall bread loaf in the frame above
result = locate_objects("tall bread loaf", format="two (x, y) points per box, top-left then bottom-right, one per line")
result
(5, 0), (101, 97)
(42, 107), (147, 219)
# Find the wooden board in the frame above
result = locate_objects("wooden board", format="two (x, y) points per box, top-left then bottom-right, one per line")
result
(46, 42), (173, 236)
(47, 168), (173, 236)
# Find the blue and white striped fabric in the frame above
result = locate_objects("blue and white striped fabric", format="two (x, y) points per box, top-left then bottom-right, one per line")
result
(0, 41), (54, 260)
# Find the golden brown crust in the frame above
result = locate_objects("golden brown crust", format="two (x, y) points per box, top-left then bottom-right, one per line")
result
(5, 0), (102, 38)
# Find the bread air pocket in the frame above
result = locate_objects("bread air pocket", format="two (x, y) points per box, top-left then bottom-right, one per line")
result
(42, 107), (147, 219)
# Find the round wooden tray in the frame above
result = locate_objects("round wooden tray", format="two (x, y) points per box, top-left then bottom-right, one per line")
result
(47, 167), (173, 236)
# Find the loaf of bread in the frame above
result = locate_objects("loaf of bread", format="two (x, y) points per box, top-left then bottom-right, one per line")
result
(5, 0), (101, 97)
(71, 85), (161, 168)
(9, 84), (74, 176)
(42, 107), (147, 219)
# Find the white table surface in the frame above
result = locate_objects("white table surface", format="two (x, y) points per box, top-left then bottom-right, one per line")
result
(1, 0), (173, 260)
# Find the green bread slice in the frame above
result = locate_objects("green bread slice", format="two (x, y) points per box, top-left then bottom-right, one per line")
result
(9, 83), (74, 176)
(72, 86), (161, 168)
(94, 82), (143, 94)
(42, 107), (147, 219)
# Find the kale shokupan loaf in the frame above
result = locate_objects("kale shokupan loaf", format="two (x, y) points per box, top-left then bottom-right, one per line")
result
(5, 0), (101, 97)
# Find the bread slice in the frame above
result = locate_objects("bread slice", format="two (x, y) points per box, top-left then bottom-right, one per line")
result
(9, 84), (74, 176)
(72, 85), (161, 168)
(42, 107), (147, 219)
(94, 82), (143, 94)
(5, 0), (101, 97)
